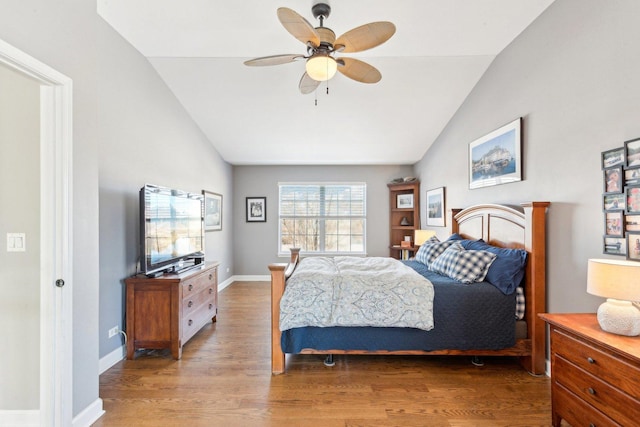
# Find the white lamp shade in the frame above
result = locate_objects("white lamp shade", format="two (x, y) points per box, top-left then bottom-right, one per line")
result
(414, 230), (437, 246)
(587, 258), (640, 301)
(305, 55), (337, 81)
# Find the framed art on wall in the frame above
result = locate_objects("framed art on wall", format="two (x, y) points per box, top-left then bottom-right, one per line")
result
(203, 190), (222, 231)
(602, 146), (625, 169)
(625, 137), (640, 168)
(603, 193), (625, 211)
(604, 167), (623, 194)
(603, 236), (627, 256)
(469, 117), (522, 189)
(605, 211), (624, 237)
(426, 187), (445, 227)
(246, 197), (266, 222)
(626, 185), (640, 214)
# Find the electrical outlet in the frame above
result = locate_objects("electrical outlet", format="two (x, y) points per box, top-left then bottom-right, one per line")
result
(108, 326), (119, 338)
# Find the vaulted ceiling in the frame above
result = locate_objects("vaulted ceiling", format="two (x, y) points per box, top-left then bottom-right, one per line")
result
(97, 0), (555, 165)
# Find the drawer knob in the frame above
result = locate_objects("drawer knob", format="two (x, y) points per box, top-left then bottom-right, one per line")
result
(587, 357), (595, 364)
(587, 387), (596, 395)
(188, 319), (193, 326)
(188, 300), (193, 308)
(590, 424), (595, 427)
(209, 303), (213, 309)
(188, 284), (193, 291)
(209, 273), (213, 280)
(209, 288), (213, 294)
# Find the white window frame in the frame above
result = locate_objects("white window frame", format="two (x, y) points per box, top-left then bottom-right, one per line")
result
(278, 182), (367, 256)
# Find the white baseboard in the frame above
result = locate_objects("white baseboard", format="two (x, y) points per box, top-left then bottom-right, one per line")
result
(72, 398), (104, 427)
(229, 275), (270, 282)
(99, 344), (126, 374)
(0, 410), (39, 427)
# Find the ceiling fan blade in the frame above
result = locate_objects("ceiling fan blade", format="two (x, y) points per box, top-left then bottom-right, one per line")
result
(244, 54), (303, 67)
(336, 58), (382, 84)
(334, 22), (396, 53)
(299, 72), (321, 94)
(277, 7), (320, 47)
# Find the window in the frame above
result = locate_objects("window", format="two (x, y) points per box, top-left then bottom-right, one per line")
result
(279, 183), (366, 255)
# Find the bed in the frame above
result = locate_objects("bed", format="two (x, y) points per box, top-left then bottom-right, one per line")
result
(268, 202), (550, 375)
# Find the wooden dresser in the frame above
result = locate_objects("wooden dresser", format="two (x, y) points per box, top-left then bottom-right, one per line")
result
(539, 313), (640, 427)
(125, 261), (219, 360)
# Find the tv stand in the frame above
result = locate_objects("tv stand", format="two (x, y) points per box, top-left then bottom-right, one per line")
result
(125, 261), (219, 360)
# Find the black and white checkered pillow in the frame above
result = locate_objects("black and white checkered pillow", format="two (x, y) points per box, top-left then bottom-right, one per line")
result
(430, 242), (497, 284)
(415, 238), (456, 266)
(515, 286), (525, 319)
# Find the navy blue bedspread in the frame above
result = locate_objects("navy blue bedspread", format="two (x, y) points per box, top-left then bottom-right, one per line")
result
(281, 260), (516, 353)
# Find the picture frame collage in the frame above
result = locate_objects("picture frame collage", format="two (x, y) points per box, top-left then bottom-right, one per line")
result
(601, 137), (640, 260)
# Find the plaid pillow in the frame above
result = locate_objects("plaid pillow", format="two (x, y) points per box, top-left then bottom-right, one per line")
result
(414, 238), (456, 266)
(430, 242), (497, 284)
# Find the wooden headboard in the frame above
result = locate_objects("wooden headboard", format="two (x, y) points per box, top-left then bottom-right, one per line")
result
(450, 202), (550, 374)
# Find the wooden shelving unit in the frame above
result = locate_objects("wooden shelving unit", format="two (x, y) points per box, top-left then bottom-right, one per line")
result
(388, 180), (420, 259)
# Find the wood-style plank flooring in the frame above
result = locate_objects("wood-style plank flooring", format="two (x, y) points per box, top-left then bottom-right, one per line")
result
(96, 281), (553, 426)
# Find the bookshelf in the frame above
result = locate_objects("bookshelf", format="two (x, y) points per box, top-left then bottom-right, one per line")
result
(388, 180), (420, 259)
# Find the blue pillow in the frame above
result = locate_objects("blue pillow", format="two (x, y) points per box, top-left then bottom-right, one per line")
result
(458, 240), (528, 295)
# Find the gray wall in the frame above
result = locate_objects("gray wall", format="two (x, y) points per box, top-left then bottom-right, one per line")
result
(0, 0), (232, 419)
(0, 65), (40, 409)
(233, 165), (414, 274)
(415, 0), (640, 313)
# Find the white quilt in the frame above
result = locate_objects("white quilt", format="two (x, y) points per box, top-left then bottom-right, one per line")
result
(279, 256), (435, 331)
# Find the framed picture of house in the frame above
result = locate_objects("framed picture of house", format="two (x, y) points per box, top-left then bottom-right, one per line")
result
(397, 194), (414, 209)
(469, 117), (522, 189)
(203, 191), (222, 231)
(625, 137), (640, 168)
(246, 197), (266, 222)
(426, 187), (445, 227)
(602, 146), (625, 169)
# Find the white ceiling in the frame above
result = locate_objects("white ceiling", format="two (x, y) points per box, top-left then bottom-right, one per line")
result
(97, 0), (555, 165)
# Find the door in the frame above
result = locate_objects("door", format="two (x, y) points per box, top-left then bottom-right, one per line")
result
(0, 39), (73, 426)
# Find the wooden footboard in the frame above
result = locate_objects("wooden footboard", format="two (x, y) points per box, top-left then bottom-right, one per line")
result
(269, 202), (549, 375)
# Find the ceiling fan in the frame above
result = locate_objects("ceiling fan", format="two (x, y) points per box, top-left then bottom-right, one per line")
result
(244, 3), (396, 94)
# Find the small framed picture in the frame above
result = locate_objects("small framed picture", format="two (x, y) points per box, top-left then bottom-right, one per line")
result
(625, 215), (640, 232)
(602, 147), (625, 169)
(627, 232), (640, 261)
(625, 137), (640, 168)
(624, 167), (640, 186)
(605, 211), (624, 237)
(426, 187), (445, 227)
(603, 236), (627, 256)
(203, 190), (222, 231)
(246, 197), (266, 222)
(397, 194), (414, 209)
(604, 167), (623, 194)
(603, 193), (625, 211)
(625, 185), (640, 214)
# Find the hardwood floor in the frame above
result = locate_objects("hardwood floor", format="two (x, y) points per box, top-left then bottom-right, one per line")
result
(96, 281), (553, 426)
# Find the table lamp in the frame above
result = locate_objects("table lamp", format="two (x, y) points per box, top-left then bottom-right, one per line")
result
(414, 230), (437, 246)
(586, 258), (640, 336)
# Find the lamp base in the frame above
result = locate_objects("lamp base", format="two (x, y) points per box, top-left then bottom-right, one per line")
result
(596, 299), (640, 336)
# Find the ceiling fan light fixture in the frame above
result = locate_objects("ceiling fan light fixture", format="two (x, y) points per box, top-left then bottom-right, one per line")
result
(306, 54), (337, 81)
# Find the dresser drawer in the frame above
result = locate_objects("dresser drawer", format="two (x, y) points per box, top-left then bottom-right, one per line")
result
(182, 299), (216, 342)
(553, 382), (620, 427)
(182, 285), (216, 317)
(551, 327), (640, 397)
(182, 269), (216, 297)
(553, 355), (640, 425)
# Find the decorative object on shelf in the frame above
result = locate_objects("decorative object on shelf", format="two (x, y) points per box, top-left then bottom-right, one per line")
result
(203, 190), (222, 231)
(469, 117), (522, 189)
(400, 216), (410, 226)
(426, 187), (445, 227)
(414, 229), (436, 246)
(397, 194), (414, 209)
(587, 258), (640, 336)
(246, 197), (267, 222)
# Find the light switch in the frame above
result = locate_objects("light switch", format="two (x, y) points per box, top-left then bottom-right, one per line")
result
(7, 233), (26, 252)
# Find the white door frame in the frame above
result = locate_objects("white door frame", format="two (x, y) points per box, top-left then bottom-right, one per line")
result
(0, 39), (73, 426)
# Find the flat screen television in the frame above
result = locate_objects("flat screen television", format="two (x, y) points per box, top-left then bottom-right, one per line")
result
(139, 184), (204, 276)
